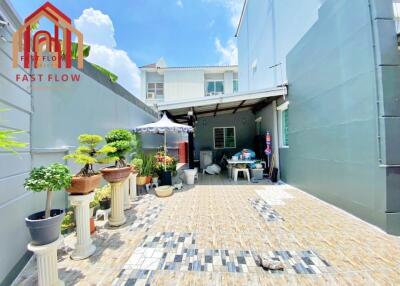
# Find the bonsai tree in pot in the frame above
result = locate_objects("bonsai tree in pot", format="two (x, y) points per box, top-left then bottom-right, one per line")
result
(24, 163), (72, 245)
(101, 129), (134, 183)
(64, 134), (116, 194)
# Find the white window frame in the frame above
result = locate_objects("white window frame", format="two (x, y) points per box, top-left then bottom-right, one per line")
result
(277, 102), (289, 148)
(206, 80), (224, 96)
(147, 82), (164, 99)
(213, 126), (236, 149)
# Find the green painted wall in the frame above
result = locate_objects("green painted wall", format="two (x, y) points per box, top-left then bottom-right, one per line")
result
(283, 0), (400, 233)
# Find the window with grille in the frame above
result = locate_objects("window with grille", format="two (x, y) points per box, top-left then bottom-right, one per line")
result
(147, 82), (164, 99)
(206, 80), (224, 96)
(213, 127), (236, 149)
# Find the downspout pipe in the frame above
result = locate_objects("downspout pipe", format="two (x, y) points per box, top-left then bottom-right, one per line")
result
(367, 0), (384, 166)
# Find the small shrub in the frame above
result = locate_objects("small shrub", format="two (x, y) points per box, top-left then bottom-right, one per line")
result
(24, 163), (72, 218)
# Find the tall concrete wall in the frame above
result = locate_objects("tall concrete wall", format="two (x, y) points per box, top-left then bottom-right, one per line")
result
(0, 20), (158, 286)
(283, 0), (400, 233)
(0, 3), (39, 284)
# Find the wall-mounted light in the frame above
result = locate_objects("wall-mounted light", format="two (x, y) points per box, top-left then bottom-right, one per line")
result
(187, 110), (193, 116)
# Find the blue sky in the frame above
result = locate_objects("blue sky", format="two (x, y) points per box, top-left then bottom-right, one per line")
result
(10, 0), (243, 96)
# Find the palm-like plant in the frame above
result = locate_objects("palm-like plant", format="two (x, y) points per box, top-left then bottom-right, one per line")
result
(0, 110), (28, 153)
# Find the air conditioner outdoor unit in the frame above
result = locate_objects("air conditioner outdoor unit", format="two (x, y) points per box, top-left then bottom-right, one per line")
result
(147, 92), (155, 99)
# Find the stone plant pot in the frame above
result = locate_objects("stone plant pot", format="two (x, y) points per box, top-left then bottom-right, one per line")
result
(152, 176), (159, 184)
(100, 166), (132, 183)
(136, 176), (147, 186)
(25, 209), (64, 246)
(155, 186), (174, 197)
(66, 174), (102, 195)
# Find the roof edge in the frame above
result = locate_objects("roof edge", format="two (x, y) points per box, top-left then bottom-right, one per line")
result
(235, 0), (248, 37)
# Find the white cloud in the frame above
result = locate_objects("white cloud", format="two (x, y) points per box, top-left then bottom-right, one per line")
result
(176, 0), (183, 8)
(74, 8), (116, 48)
(74, 8), (141, 97)
(215, 37), (238, 65)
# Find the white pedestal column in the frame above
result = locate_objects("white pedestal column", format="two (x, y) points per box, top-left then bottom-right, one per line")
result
(28, 236), (64, 286)
(109, 182), (126, 226)
(123, 177), (131, 210)
(129, 173), (137, 201)
(68, 192), (96, 260)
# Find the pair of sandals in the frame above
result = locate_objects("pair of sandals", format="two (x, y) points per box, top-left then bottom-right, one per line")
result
(254, 254), (285, 271)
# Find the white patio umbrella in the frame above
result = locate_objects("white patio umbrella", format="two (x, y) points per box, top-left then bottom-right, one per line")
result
(133, 113), (193, 171)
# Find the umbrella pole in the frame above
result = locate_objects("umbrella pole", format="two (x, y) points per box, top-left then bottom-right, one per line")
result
(164, 132), (167, 172)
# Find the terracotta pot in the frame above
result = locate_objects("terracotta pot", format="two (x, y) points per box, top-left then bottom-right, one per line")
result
(66, 174), (102, 195)
(90, 217), (96, 234)
(137, 176), (147, 186)
(100, 166), (132, 183)
(145, 176), (152, 184)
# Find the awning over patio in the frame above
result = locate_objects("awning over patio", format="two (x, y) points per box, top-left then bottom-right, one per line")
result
(157, 86), (287, 123)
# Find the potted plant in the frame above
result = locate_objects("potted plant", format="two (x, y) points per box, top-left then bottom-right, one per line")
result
(100, 129), (134, 183)
(95, 184), (111, 210)
(143, 153), (155, 184)
(132, 158), (146, 186)
(64, 134), (115, 194)
(154, 152), (177, 186)
(24, 163), (72, 245)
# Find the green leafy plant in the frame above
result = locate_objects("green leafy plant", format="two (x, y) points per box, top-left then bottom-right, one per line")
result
(136, 153), (155, 176)
(131, 158), (143, 175)
(129, 132), (142, 160)
(0, 110), (28, 153)
(91, 63), (118, 82)
(94, 184), (111, 201)
(61, 209), (75, 234)
(24, 163), (72, 219)
(104, 129), (134, 168)
(64, 134), (116, 177)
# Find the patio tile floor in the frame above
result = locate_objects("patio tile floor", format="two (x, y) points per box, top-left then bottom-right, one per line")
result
(13, 174), (400, 285)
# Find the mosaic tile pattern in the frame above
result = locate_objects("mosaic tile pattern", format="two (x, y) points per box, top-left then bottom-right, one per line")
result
(114, 232), (332, 285)
(249, 198), (283, 222)
(128, 203), (164, 232)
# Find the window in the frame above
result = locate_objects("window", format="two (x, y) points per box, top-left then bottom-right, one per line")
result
(233, 79), (239, 93)
(147, 82), (164, 99)
(214, 127), (236, 149)
(277, 102), (289, 148)
(206, 80), (224, 96)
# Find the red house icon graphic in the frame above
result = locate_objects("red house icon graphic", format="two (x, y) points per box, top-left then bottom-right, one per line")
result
(12, 1), (84, 69)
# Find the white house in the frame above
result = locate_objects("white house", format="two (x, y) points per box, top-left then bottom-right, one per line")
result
(140, 58), (238, 106)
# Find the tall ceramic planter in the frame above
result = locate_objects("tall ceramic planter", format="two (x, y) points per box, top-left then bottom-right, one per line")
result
(25, 209), (65, 246)
(100, 167), (131, 227)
